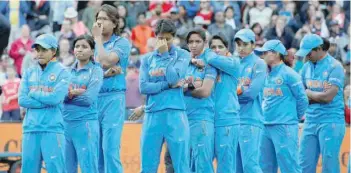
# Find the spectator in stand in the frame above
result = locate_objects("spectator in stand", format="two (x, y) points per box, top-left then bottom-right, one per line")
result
(64, 7), (89, 37)
(177, 5), (190, 27)
(210, 0), (241, 22)
(242, 1), (255, 27)
(8, 24), (33, 77)
(196, 1), (213, 25)
(249, 0), (273, 29)
(265, 16), (295, 49)
(169, 7), (183, 28)
(280, 2), (303, 33)
(0, 1), (29, 43)
(344, 85), (350, 124)
(329, 20), (346, 40)
(208, 11), (235, 53)
(179, 0), (200, 19)
(57, 38), (75, 68)
(339, 25), (350, 64)
(0, 1), (29, 28)
(327, 3), (345, 29)
(26, 0), (51, 37)
(82, 0), (103, 31)
(193, 16), (209, 29)
(300, 1), (321, 25)
(146, 3), (164, 30)
(224, 6), (242, 32)
(21, 50), (37, 75)
(266, 1), (283, 12)
(124, 1), (148, 28)
(116, 4), (133, 30)
(328, 38), (343, 62)
(149, 1), (175, 18)
(291, 24), (311, 49)
(125, 62), (142, 110)
(58, 19), (76, 50)
(131, 12), (155, 55)
(1, 66), (21, 121)
(309, 11), (330, 38)
(251, 23), (265, 48)
(118, 17), (131, 36)
(51, 0), (74, 32)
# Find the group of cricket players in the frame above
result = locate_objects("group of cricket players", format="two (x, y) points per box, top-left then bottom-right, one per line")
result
(18, 4), (347, 173)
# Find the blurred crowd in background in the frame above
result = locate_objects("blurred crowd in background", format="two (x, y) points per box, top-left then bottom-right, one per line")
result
(0, 0), (349, 123)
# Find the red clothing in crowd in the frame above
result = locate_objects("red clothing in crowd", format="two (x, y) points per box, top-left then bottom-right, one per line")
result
(345, 104), (350, 124)
(131, 25), (155, 54)
(196, 11), (213, 22)
(149, 1), (174, 13)
(9, 38), (34, 76)
(2, 78), (20, 112)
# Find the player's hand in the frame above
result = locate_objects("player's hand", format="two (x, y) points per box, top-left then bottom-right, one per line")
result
(305, 89), (313, 98)
(193, 80), (203, 88)
(129, 106), (145, 121)
(191, 59), (205, 68)
(155, 39), (168, 54)
(104, 66), (122, 77)
(237, 85), (243, 95)
(92, 22), (103, 39)
(170, 79), (185, 88)
(70, 88), (86, 96)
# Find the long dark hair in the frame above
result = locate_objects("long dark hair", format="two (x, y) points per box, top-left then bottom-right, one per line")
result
(95, 4), (120, 35)
(73, 34), (95, 61)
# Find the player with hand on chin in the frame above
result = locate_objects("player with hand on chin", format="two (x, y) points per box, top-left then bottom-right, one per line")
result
(139, 19), (191, 173)
(91, 4), (131, 173)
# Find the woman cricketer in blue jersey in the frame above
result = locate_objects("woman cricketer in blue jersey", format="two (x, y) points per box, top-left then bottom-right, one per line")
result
(254, 40), (309, 173)
(184, 28), (217, 173)
(63, 34), (103, 173)
(91, 4), (131, 173)
(296, 34), (346, 173)
(207, 33), (241, 172)
(139, 19), (191, 173)
(19, 34), (71, 173)
(234, 29), (266, 173)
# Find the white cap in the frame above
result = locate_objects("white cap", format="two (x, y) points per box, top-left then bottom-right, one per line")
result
(64, 7), (78, 19)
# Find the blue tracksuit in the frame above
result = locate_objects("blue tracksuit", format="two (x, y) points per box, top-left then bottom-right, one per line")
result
(184, 49), (217, 173)
(299, 54), (345, 173)
(259, 63), (308, 173)
(18, 59), (71, 173)
(139, 46), (191, 173)
(63, 61), (103, 173)
(95, 34), (131, 173)
(207, 54), (241, 173)
(236, 52), (266, 173)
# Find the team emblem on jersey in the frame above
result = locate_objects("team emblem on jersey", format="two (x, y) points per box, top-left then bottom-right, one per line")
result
(246, 68), (252, 73)
(197, 68), (204, 72)
(276, 78), (283, 85)
(323, 71), (328, 78)
(49, 74), (56, 82)
(82, 75), (88, 80)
